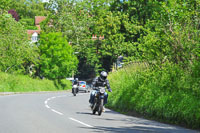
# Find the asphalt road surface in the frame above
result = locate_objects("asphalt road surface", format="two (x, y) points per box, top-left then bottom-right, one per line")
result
(0, 92), (198, 133)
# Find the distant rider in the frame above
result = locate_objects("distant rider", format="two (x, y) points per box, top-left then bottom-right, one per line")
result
(72, 78), (79, 93)
(89, 71), (112, 111)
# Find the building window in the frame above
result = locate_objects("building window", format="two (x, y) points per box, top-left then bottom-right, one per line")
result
(32, 32), (38, 42)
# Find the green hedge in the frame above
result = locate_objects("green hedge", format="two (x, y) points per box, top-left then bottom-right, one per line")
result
(26, 26), (38, 30)
(19, 18), (35, 26)
(107, 61), (200, 129)
(0, 72), (72, 92)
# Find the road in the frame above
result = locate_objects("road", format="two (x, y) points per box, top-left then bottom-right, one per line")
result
(0, 92), (198, 133)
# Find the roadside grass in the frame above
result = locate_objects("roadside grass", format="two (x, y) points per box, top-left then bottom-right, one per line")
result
(107, 62), (200, 129)
(0, 72), (72, 92)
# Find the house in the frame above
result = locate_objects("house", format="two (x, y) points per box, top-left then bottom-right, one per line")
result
(27, 16), (46, 43)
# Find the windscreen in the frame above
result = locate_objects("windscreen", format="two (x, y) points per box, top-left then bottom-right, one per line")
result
(79, 81), (86, 85)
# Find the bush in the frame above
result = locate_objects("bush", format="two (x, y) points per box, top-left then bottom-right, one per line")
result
(26, 26), (38, 30)
(19, 18), (35, 26)
(107, 62), (200, 129)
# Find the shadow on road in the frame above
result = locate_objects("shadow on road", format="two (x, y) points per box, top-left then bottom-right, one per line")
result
(75, 108), (197, 133)
(77, 110), (196, 133)
(76, 111), (92, 115)
(81, 125), (196, 133)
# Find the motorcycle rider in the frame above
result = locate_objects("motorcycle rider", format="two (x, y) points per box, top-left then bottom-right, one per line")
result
(72, 78), (79, 93)
(89, 71), (112, 111)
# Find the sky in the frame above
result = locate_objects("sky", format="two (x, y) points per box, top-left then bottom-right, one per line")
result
(42, 0), (49, 2)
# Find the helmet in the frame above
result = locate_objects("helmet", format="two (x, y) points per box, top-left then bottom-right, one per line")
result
(100, 71), (107, 81)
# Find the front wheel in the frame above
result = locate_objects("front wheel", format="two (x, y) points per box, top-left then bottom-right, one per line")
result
(92, 102), (97, 114)
(73, 88), (77, 96)
(98, 99), (104, 116)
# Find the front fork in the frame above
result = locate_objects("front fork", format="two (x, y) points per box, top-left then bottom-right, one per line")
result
(96, 94), (104, 105)
(72, 87), (77, 93)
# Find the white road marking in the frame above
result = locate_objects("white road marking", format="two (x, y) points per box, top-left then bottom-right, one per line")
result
(45, 105), (50, 108)
(47, 98), (51, 101)
(51, 109), (63, 115)
(69, 117), (93, 128)
(44, 94), (93, 128)
(45, 95), (68, 115)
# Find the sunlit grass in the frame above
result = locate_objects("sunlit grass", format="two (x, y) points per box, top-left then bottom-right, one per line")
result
(0, 72), (71, 92)
(107, 62), (200, 129)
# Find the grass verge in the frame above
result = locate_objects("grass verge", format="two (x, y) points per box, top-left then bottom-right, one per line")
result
(107, 62), (200, 129)
(0, 72), (72, 92)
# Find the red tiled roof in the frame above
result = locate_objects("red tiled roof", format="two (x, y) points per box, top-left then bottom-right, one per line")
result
(27, 30), (41, 35)
(35, 16), (46, 25)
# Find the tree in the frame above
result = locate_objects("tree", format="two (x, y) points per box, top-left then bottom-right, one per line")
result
(0, 0), (12, 15)
(38, 32), (78, 80)
(8, 9), (19, 21)
(42, 0), (99, 78)
(9, 0), (49, 19)
(0, 13), (39, 73)
(7, 0), (50, 30)
(137, 0), (200, 67)
(92, 11), (126, 71)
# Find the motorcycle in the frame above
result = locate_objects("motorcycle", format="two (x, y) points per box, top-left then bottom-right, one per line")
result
(72, 85), (79, 96)
(92, 87), (105, 116)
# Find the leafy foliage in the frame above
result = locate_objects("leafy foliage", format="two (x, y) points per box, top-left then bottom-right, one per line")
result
(0, 0), (12, 15)
(0, 13), (39, 73)
(38, 32), (78, 80)
(41, 0), (98, 78)
(8, 9), (19, 21)
(41, 0), (132, 77)
(137, 0), (200, 67)
(0, 0), (199, 128)
(108, 62), (200, 129)
(9, 0), (49, 19)
(106, 2), (199, 129)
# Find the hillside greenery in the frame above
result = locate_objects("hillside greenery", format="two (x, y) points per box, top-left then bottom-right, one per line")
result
(108, 61), (200, 129)
(0, 72), (72, 92)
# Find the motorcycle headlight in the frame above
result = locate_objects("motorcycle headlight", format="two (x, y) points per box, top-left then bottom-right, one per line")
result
(99, 87), (105, 94)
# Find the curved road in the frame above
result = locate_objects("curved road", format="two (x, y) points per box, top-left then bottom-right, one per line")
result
(0, 92), (198, 133)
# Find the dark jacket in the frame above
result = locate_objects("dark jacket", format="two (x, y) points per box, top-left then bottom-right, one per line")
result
(92, 77), (112, 91)
(73, 80), (79, 86)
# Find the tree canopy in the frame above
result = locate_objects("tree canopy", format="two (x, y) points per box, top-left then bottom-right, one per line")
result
(0, 13), (39, 73)
(0, 0), (199, 79)
(38, 32), (78, 80)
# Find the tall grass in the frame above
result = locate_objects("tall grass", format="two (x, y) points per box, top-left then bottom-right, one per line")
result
(107, 61), (200, 129)
(0, 72), (72, 92)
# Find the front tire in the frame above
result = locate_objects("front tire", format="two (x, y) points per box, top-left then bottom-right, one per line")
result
(98, 99), (104, 116)
(92, 103), (97, 114)
(73, 88), (77, 96)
